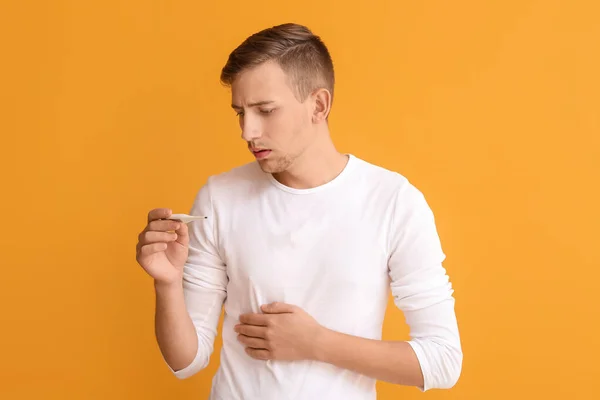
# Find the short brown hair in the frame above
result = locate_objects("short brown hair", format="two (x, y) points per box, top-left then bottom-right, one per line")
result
(220, 23), (335, 104)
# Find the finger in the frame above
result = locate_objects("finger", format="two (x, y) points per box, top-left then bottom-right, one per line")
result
(147, 219), (181, 232)
(239, 313), (270, 326)
(147, 208), (172, 223)
(238, 334), (269, 349)
(138, 242), (167, 257)
(235, 324), (267, 338)
(138, 231), (178, 246)
(261, 302), (296, 314)
(175, 221), (189, 246)
(245, 347), (270, 360)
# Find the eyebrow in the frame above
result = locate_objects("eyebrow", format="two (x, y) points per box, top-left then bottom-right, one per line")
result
(231, 101), (274, 110)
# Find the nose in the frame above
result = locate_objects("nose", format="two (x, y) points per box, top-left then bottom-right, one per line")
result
(240, 114), (262, 142)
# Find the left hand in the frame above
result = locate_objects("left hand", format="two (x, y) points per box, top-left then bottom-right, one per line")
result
(235, 302), (325, 361)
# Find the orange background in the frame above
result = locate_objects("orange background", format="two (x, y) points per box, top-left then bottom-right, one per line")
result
(1, 1), (599, 399)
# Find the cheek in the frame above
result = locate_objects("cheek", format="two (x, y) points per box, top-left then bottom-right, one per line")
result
(266, 109), (308, 148)
(268, 114), (293, 138)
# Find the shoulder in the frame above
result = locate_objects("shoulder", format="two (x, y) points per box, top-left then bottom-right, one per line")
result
(351, 155), (431, 212)
(351, 155), (419, 196)
(205, 161), (263, 189)
(190, 161), (267, 207)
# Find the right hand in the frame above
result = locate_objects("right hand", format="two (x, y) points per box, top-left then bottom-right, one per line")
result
(136, 208), (189, 286)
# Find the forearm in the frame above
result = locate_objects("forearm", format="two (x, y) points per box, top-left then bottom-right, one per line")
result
(315, 329), (424, 387)
(154, 280), (198, 371)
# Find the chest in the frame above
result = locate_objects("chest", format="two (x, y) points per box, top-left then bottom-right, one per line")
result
(220, 206), (390, 291)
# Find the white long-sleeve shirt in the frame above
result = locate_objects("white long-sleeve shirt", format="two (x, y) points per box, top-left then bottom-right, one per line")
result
(167, 154), (462, 399)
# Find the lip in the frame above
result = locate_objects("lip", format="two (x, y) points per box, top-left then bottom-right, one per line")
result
(250, 148), (272, 159)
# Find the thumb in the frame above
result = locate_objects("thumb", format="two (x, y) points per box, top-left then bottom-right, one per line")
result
(261, 302), (295, 314)
(175, 221), (189, 246)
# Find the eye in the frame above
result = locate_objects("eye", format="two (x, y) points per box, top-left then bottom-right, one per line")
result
(260, 108), (275, 115)
(236, 111), (244, 117)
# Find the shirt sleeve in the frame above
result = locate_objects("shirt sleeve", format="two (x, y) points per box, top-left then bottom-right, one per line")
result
(387, 180), (463, 391)
(167, 177), (228, 379)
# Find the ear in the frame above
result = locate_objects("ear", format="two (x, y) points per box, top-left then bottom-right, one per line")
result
(311, 88), (332, 123)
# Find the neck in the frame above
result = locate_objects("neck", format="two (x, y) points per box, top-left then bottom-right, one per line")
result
(271, 129), (349, 189)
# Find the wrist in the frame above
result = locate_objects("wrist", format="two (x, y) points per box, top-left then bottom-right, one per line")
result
(153, 278), (183, 294)
(312, 326), (335, 363)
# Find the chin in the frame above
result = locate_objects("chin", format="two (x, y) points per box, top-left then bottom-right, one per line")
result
(256, 156), (291, 174)
(257, 162), (281, 174)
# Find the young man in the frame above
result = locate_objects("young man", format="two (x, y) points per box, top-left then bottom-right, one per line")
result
(135, 23), (462, 399)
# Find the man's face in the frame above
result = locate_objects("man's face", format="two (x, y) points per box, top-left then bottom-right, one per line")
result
(231, 60), (315, 174)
